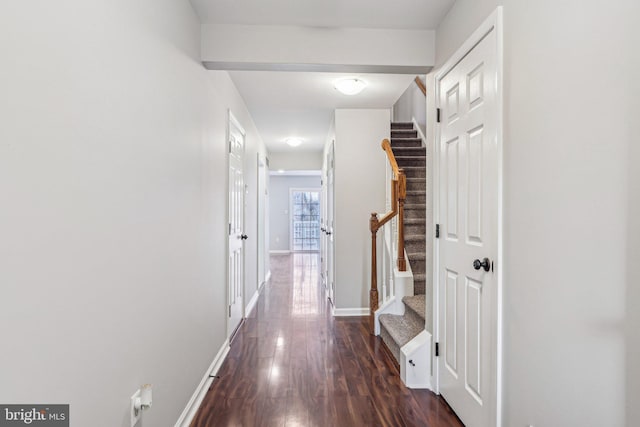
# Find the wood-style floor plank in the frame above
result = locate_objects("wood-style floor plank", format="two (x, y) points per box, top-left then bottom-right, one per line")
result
(191, 253), (463, 427)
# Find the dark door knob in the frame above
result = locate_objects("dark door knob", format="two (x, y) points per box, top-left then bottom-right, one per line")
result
(326, 231), (332, 235)
(241, 234), (248, 240)
(473, 258), (490, 272)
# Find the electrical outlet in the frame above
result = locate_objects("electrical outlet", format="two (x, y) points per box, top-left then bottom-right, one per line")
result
(130, 389), (141, 427)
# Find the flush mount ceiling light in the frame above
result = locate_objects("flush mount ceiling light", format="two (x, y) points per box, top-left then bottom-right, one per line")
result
(286, 137), (303, 147)
(334, 78), (367, 95)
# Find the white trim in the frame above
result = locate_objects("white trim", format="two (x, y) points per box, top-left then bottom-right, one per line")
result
(175, 340), (230, 427)
(432, 7), (504, 427)
(265, 270), (271, 283)
(411, 117), (427, 147)
(332, 307), (369, 317)
(245, 290), (259, 316)
(269, 250), (291, 254)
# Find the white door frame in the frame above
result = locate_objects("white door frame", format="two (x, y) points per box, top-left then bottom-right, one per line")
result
(431, 7), (504, 426)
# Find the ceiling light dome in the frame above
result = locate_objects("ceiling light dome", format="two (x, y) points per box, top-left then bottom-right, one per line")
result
(334, 78), (367, 95)
(286, 137), (303, 147)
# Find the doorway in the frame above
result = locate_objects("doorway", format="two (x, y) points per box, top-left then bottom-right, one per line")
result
(434, 8), (503, 427)
(227, 111), (246, 339)
(290, 188), (321, 252)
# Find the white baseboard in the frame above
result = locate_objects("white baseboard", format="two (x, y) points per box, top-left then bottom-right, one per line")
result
(269, 250), (290, 254)
(175, 339), (230, 427)
(245, 290), (259, 316)
(332, 307), (369, 317)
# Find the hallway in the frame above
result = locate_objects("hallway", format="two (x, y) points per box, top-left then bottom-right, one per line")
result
(192, 253), (463, 426)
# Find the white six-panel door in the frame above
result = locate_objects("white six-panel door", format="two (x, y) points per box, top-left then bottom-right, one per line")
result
(228, 112), (245, 339)
(437, 27), (499, 427)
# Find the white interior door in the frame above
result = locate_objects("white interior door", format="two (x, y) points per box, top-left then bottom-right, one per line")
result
(437, 27), (499, 427)
(326, 142), (335, 304)
(321, 169), (328, 289)
(257, 154), (269, 286)
(228, 112), (245, 339)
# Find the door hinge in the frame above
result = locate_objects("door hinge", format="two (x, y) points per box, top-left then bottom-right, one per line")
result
(228, 140), (232, 153)
(229, 223), (232, 235)
(436, 108), (441, 123)
(228, 305), (231, 317)
(435, 224), (440, 239)
(435, 342), (440, 357)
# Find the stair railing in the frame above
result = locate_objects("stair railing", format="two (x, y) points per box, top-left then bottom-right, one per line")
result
(369, 139), (407, 334)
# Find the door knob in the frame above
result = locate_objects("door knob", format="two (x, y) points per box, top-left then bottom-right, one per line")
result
(241, 234), (248, 240)
(473, 257), (490, 272)
(326, 231), (332, 235)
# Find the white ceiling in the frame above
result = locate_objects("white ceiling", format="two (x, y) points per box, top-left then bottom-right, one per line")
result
(190, 0), (455, 30)
(190, 1), (447, 156)
(229, 71), (416, 153)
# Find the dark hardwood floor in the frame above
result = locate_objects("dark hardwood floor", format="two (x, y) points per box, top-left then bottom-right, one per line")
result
(191, 253), (463, 427)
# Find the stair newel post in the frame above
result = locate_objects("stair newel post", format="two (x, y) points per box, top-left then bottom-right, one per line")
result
(397, 169), (407, 271)
(369, 212), (380, 335)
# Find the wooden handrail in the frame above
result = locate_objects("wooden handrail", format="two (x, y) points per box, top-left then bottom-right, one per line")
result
(369, 138), (407, 334)
(414, 76), (426, 96)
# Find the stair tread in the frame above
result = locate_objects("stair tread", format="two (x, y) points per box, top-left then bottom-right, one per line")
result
(379, 313), (424, 348)
(405, 234), (425, 242)
(402, 295), (427, 321)
(404, 203), (426, 209)
(396, 156), (426, 160)
(407, 252), (426, 260)
(404, 218), (426, 225)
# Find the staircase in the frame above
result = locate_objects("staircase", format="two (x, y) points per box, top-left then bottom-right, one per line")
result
(379, 122), (427, 365)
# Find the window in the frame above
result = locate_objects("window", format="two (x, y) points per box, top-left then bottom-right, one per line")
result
(290, 189), (320, 251)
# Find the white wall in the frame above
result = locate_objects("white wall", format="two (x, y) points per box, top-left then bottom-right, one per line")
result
(0, 1), (265, 426)
(392, 78), (427, 135)
(333, 109), (389, 310)
(269, 151), (324, 171)
(201, 24), (435, 71)
(269, 175), (322, 252)
(435, 1), (639, 426)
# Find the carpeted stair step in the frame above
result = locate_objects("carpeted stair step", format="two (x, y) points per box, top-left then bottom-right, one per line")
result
(379, 311), (424, 363)
(391, 122), (414, 130)
(391, 138), (422, 148)
(412, 273), (426, 295)
(392, 146), (426, 157)
(404, 203), (426, 219)
(402, 295), (426, 322)
(401, 166), (425, 179)
(405, 219), (426, 235)
(406, 190), (426, 204)
(391, 129), (418, 139)
(405, 235), (426, 255)
(406, 177), (426, 192)
(396, 155), (426, 167)
(391, 122), (413, 130)
(407, 252), (426, 275)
